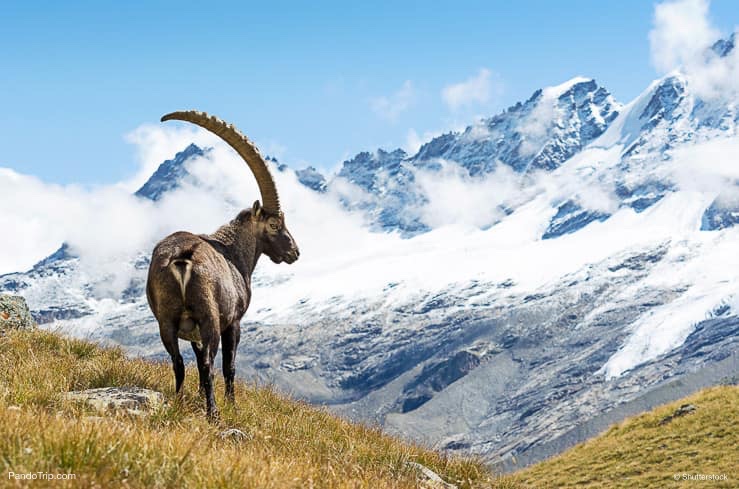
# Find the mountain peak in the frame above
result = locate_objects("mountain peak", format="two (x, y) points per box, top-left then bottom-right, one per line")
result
(337, 148), (408, 186)
(542, 76), (596, 99)
(134, 144), (205, 201)
(295, 166), (327, 192)
(638, 75), (686, 128)
(312, 77), (621, 235)
(409, 77), (618, 175)
(711, 32), (736, 57)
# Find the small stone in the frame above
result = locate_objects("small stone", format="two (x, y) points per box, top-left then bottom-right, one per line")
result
(218, 428), (251, 443)
(676, 403), (697, 415)
(23, 447), (33, 455)
(406, 462), (458, 489)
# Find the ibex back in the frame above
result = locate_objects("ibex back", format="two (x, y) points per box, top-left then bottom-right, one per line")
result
(146, 111), (299, 418)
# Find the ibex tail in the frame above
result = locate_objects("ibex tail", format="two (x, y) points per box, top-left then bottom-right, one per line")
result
(169, 258), (193, 304)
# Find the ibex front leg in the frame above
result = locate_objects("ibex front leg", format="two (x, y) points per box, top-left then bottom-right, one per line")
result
(221, 321), (241, 402)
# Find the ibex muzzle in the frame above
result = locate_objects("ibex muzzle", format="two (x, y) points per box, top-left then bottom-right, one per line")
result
(146, 111), (299, 418)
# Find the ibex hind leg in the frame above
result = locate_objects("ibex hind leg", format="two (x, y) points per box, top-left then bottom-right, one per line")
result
(192, 319), (220, 420)
(191, 341), (207, 396)
(159, 322), (185, 396)
(221, 321), (241, 403)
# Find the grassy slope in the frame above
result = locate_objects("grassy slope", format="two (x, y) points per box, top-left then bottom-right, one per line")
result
(0, 329), (516, 488)
(1, 328), (735, 488)
(515, 385), (738, 488)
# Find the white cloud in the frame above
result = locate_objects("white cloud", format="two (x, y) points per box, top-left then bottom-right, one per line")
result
(405, 129), (424, 155)
(650, 0), (739, 99)
(0, 170), (74, 274)
(0, 124), (387, 298)
(0, 156), (249, 287)
(404, 128), (443, 155)
(518, 97), (558, 157)
(650, 0), (718, 72)
(370, 80), (415, 121)
(464, 122), (492, 141)
(441, 68), (500, 111)
(669, 136), (739, 198)
(0, 168), (160, 277)
(411, 160), (523, 229)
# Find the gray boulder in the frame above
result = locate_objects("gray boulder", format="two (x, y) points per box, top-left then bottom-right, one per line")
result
(0, 295), (35, 330)
(63, 387), (164, 415)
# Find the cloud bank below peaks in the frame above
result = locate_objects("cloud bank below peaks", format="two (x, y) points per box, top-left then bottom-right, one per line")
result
(650, 0), (739, 100)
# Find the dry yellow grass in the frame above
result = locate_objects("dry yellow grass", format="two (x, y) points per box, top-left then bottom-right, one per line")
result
(514, 385), (738, 488)
(2, 328), (733, 489)
(0, 328), (517, 488)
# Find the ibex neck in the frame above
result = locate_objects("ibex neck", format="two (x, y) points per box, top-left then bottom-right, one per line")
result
(208, 222), (261, 281)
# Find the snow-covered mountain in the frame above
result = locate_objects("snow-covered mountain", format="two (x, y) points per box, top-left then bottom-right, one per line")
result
(325, 77), (621, 235)
(2, 36), (738, 470)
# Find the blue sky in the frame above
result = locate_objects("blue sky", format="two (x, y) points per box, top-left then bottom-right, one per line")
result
(1, 0), (737, 184)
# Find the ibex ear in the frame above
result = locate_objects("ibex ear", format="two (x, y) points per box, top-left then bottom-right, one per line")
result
(252, 200), (262, 220)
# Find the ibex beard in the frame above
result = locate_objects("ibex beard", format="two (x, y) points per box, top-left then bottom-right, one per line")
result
(146, 111), (299, 419)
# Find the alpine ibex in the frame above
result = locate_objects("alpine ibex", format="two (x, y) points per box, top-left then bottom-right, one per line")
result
(146, 111), (299, 418)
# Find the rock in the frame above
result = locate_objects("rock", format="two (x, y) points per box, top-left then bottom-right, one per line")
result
(0, 295), (35, 330)
(218, 428), (251, 443)
(676, 403), (697, 415)
(659, 403), (697, 426)
(63, 387), (164, 415)
(406, 462), (458, 489)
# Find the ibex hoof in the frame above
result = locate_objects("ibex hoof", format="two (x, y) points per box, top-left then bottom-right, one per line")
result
(207, 408), (220, 421)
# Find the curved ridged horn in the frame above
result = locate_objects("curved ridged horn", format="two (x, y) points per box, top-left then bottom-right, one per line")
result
(161, 110), (281, 215)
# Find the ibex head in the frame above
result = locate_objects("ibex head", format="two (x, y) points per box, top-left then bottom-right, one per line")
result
(248, 200), (299, 264)
(161, 110), (300, 265)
